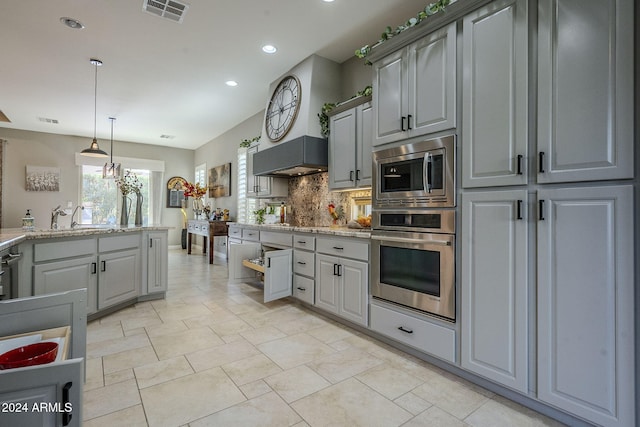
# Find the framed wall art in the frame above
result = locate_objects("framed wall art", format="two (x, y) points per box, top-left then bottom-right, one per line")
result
(26, 165), (60, 191)
(208, 163), (231, 198)
(166, 176), (187, 208)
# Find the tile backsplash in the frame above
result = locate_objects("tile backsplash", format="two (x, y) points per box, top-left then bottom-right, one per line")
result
(286, 172), (371, 227)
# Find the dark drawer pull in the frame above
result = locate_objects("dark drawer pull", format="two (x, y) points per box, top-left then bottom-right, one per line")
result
(333, 246), (344, 251)
(297, 261), (307, 265)
(62, 382), (73, 425)
(296, 287), (306, 292)
(398, 326), (414, 334)
(297, 241), (307, 245)
(101, 260), (106, 272)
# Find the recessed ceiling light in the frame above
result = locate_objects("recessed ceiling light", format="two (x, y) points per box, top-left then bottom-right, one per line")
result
(226, 81), (238, 87)
(323, 0), (335, 2)
(60, 17), (84, 29)
(262, 45), (277, 54)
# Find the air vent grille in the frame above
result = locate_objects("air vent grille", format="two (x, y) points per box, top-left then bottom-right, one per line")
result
(143, 0), (189, 23)
(37, 117), (59, 124)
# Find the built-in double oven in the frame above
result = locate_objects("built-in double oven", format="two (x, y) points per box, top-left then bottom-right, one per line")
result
(371, 135), (456, 321)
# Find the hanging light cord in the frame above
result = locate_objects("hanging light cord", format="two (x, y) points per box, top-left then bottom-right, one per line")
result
(109, 117), (114, 164)
(93, 62), (98, 140)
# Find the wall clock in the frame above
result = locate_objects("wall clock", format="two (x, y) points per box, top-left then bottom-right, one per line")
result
(265, 75), (301, 142)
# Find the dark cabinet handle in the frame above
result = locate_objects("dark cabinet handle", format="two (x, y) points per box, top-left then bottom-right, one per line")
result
(101, 260), (106, 272)
(91, 262), (97, 274)
(333, 246), (344, 251)
(539, 152), (545, 173)
(539, 200), (545, 221)
(407, 114), (412, 130)
(517, 200), (523, 220)
(267, 257), (271, 268)
(356, 169), (361, 180)
(401, 116), (406, 131)
(62, 382), (73, 426)
(517, 155), (523, 175)
(337, 264), (342, 277)
(297, 241), (307, 245)
(350, 170), (355, 182)
(296, 287), (306, 292)
(150, 238), (153, 248)
(398, 326), (413, 334)
(333, 264), (338, 276)
(297, 261), (306, 265)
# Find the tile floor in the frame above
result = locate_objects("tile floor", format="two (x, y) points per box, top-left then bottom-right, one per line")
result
(83, 248), (566, 427)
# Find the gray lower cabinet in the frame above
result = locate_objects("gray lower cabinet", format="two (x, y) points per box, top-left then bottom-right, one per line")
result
(315, 237), (369, 327)
(143, 231), (168, 295)
(292, 234), (315, 305)
(0, 290), (86, 427)
(460, 190), (528, 392)
(97, 248), (139, 310)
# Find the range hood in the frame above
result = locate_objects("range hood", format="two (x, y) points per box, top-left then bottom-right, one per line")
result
(253, 136), (328, 176)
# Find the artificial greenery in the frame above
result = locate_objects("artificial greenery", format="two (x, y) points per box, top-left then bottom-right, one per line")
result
(240, 135), (260, 148)
(318, 86), (373, 138)
(253, 207), (267, 224)
(355, 0), (451, 64)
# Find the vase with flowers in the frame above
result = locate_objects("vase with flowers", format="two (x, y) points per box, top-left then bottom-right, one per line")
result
(183, 181), (208, 219)
(115, 171), (143, 226)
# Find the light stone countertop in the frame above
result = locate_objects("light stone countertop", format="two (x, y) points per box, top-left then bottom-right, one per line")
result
(227, 222), (371, 239)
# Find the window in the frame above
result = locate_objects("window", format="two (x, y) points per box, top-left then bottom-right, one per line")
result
(237, 147), (256, 223)
(76, 154), (164, 226)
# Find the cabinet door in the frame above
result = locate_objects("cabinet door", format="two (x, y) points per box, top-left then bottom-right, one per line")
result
(264, 249), (292, 303)
(355, 102), (373, 187)
(460, 190), (528, 392)
(329, 108), (357, 190)
(408, 22), (457, 137)
(0, 359), (83, 427)
(537, 185), (634, 427)
(338, 258), (368, 327)
(462, 0), (528, 188)
(228, 242), (261, 284)
(537, 0), (633, 183)
(315, 254), (340, 315)
(98, 249), (139, 310)
(373, 48), (407, 146)
(33, 256), (98, 315)
(147, 231), (168, 294)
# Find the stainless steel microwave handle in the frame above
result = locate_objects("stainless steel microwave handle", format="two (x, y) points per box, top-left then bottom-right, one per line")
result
(424, 153), (433, 193)
(371, 235), (451, 246)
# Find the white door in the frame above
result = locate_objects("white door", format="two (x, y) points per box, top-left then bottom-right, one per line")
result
(537, 185), (634, 427)
(263, 249), (293, 303)
(373, 48), (407, 145)
(460, 190), (528, 392)
(315, 254), (340, 314)
(537, 0), (633, 183)
(329, 108), (357, 189)
(98, 249), (139, 310)
(462, 0), (528, 188)
(356, 102), (373, 187)
(338, 258), (368, 326)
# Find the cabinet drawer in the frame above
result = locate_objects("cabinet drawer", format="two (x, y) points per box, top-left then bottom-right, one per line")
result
(370, 303), (455, 363)
(293, 250), (314, 277)
(316, 237), (369, 261)
(294, 234), (315, 250)
(242, 229), (260, 241)
(228, 227), (242, 238)
(99, 234), (140, 252)
(293, 275), (315, 305)
(261, 231), (292, 247)
(34, 238), (96, 262)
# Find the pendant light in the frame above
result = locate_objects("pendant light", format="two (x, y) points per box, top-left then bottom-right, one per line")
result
(81, 58), (108, 157)
(103, 117), (121, 179)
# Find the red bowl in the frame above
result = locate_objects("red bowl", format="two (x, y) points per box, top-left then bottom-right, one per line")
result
(0, 342), (59, 370)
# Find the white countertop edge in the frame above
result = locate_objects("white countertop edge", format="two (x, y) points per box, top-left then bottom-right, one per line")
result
(227, 223), (371, 239)
(0, 225), (173, 245)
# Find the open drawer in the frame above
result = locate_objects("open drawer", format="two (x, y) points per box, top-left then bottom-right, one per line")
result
(0, 289), (86, 427)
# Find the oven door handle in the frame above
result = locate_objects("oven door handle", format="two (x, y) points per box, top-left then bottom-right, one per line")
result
(371, 235), (451, 246)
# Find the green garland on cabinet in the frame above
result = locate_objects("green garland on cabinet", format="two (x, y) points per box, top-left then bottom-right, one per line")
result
(239, 135), (260, 148)
(355, 0), (451, 64)
(318, 86), (372, 138)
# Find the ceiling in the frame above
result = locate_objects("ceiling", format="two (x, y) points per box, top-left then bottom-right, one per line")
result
(0, 0), (432, 150)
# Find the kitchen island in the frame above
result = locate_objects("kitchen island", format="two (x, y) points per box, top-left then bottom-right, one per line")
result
(5, 225), (170, 320)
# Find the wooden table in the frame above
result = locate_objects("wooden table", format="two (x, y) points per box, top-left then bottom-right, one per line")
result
(187, 220), (229, 264)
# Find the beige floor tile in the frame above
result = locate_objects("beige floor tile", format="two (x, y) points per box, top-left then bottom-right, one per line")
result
(274, 313), (330, 335)
(464, 397), (566, 427)
(186, 339), (260, 372)
(257, 333), (336, 370)
(84, 357), (104, 391)
(306, 348), (384, 383)
(394, 392), (433, 415)
(264, 365), (331, 403)
(86, 322), (124, 344)
(104, 368), (135, 386)
(411, 374), (490, 420)
(356, 363), (425, 400)
(209, 317), (256, 336)
(222, 353), (283, 386)
(83, 379), (141, 421)
(306, 322), (356, 344)
(149, 326), (224, 360)
(190, 391), (302, 427)
(239, 379), (273, 399)
(144, 320), (188, 337)
(240, 325), (287, 345)
(404, 406), (469, 427)
(154, 303), (214, 323)
(140, 367), (246, 427)
(291, 378), (413, 427)
(86, 333), (151, 359)
(83, 404), (148, 427)
(102, 345), (158, 374)
(134, 355), (194, 389)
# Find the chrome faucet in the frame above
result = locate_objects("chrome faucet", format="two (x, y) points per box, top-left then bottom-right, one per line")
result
(70, 206), (84, 228)
(50, 205), (67, 229)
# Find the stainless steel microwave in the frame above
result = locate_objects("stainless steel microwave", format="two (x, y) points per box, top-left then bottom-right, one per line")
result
(373, 135), (455, 208)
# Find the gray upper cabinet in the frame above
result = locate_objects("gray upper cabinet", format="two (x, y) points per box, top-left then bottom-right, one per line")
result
(537, 0), (633, 183)
(461, 0), (528, 188)
(372, 22), (456, 146)
(246, 145), (288, 198)
(328, 101), (372, 190)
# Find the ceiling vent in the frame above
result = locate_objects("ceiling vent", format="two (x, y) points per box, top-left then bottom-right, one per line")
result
(37, 117), (59, 124)
(0, 110), (10, 123)
(143, 0), (189, 23)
